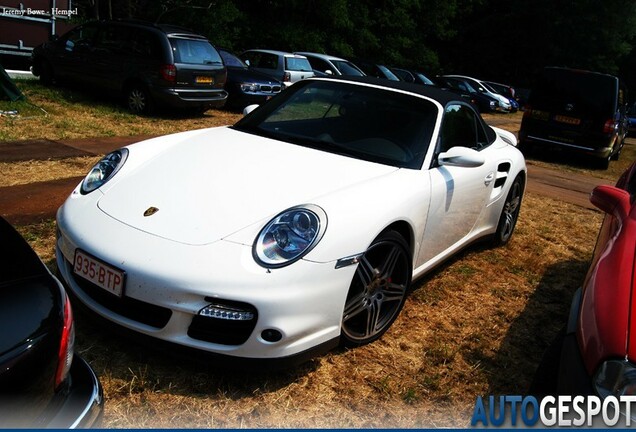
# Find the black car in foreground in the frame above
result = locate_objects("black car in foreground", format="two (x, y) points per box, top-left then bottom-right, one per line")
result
(218, 48), (283, 110)
(0, 216), (103, 428)
(32, 20), (228, 114)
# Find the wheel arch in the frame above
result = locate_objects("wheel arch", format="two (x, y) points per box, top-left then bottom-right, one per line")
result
(379, 220), (415, 261)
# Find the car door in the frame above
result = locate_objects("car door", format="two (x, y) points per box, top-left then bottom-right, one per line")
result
(50, 23), (99, 82)
(87, 24), (131, 91)
(416, 103), (498, 267)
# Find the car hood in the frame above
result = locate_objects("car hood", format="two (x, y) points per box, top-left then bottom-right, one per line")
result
(97, 127), (398, 245)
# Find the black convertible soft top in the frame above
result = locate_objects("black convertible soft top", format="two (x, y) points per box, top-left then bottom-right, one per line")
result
(316, 75), (465, 107)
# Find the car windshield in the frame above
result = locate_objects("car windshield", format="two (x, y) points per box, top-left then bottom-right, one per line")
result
(170, 38), (223, 65)
(219, 49), (246, 68)
(333, 60), (365, 76)
(233, 80), (438, 169)
(286, 57), (313, 71)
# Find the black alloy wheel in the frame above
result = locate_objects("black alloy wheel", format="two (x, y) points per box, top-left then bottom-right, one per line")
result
(492, 175), (524, 246)
(341, 231), (412, 347)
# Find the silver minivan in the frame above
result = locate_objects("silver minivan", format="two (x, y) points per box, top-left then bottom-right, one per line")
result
(240, 49), (314, 88)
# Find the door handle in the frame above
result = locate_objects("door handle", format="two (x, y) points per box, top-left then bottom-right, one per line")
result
(484, 172), (495, 186)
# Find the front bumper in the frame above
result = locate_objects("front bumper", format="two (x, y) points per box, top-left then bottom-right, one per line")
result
(56, 199), (356, 361)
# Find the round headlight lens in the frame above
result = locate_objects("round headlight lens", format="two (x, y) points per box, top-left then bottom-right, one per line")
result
(81, 149), (128, 194)
(253, 205), (327, 268)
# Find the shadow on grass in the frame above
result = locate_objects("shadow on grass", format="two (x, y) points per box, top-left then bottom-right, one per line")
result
(467, 258), (589, 397)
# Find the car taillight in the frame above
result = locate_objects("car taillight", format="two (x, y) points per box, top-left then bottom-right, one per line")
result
(160, 64), (176, 82)
(283, 72), (291, 82)
(603, 118), (616, 134)
(55, 293), (75, 389)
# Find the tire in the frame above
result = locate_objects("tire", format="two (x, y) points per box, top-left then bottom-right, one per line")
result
(595, 154), (611, 170)
(126, 85), (152, 115)
(492, 175), (524, 247)
(39, 60), (54, 86)
(340, 231), (412, 347)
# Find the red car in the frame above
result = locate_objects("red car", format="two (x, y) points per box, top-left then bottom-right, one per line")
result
(559, 161), (636, 398)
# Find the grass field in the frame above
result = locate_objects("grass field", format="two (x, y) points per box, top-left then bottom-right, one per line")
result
(1, 79), (632, 427)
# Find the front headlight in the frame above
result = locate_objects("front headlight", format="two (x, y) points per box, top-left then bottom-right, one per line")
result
(253, 205), (327, 268)
(81, 149), (128, 194)
(240, 83), (259, 92)
(594, 360), (636, 398)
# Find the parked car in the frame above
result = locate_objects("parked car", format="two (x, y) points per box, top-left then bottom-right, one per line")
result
(485, 81), (519, 112)
(391, 68), (434, 85)
(518, 67), (627, 169)
(350, 59), (400, 81)
(435, 75), (498, 113)
(294, 52), (365, 77)
(239, 49), (314, 88)
(217, 48), (282, 110)
(0, 216), (103, 428)
(558, 162), (636, 407)
(31, 20), (228, 114)
(626, 102), (636, 134)
(55, 76), (526, 367)
(443, 75), (512, 113)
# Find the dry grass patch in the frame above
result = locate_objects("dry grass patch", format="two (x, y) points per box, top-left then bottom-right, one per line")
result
(0, 156), (101, 187)
(0, 81), (241, 142)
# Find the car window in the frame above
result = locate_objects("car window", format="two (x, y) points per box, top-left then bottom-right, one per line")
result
(234, 80), (438, 169)
(62, 24), (98, 52)
(332, 60), (364, 76)
(94, 26), (131, 54)
(219, 49), (246, 68)
(530, 68), (619, 114)
(130, 29), (161, 59)
(170, 38), (222, 65)
(286, 57), (312, 72)
(256, 53), (278, 70)
(439, 104), (481, 152)
(306, 57), (332, 73)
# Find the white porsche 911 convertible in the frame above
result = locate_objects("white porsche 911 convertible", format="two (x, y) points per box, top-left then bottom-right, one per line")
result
(56, 76), (526, 366)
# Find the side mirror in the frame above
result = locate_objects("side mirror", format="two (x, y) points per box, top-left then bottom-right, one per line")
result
(438, 146), (485, 168)
(244, 59), (251, 66)
(325, 70), (333, 75)
(243, 104), (259, 115)
(590, 185), (631, 222)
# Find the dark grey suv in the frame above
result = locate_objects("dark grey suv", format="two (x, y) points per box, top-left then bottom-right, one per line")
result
(32, 20), (228, 114)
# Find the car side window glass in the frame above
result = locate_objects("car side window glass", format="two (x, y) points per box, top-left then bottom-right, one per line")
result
(63, 25), (98, 52)
(130, 30), (160, 59)
(439, 104), (479, 152)
(94, 26), (131, 54)
(260, 54), (278, 70)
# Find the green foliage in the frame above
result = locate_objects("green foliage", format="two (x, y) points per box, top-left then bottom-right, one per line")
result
(73, 0), (636, 88)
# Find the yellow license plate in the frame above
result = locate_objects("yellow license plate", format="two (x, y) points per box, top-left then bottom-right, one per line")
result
(196, 76), (214, 84)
